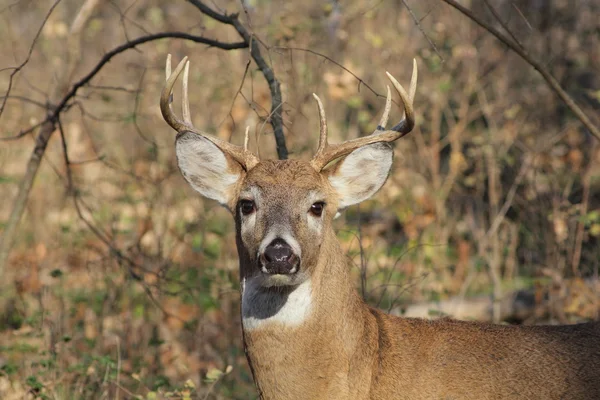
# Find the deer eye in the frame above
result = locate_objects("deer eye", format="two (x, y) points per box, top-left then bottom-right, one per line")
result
(309, 202), (325, 217)
(240, 200), (256, 215)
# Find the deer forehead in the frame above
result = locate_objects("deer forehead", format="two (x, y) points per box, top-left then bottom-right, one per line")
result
(240, 160), (334, 202)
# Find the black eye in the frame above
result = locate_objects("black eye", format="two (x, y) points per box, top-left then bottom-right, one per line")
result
(309, 202), (325, 217)
(240, 200), (256, 215)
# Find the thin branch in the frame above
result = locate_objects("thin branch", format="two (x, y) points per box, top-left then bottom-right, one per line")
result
(187, 0), (234, 24)
(0, 120), (45, 141)
(273, 46), (381, 98)
(440, 0), (600, 141)
(0, 0), (61, 119)
(0, 95), (47, 109)
(130, 68), (158, 147)
(187, 0), (289, 159)
(0, 29), (247, 277)
(511, 4), (533, 32)
(220, 58), (251, 141)
(482, 0), (523, 50)
(56, 117), (73, 192)
(571, 142), (598, 276)
(85, 84), (138, 93)
(484, 155), (530, 240)
(50, 32), (246, 119)
(400, 0), (444, 62)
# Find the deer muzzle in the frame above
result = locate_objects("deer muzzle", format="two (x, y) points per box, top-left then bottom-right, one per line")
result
(260, 238), (300, 275)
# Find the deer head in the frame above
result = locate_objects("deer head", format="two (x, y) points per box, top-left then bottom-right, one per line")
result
(160, 54), (416, 291)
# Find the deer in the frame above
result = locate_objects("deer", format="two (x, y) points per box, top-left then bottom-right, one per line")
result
(160, 54), (600, 400)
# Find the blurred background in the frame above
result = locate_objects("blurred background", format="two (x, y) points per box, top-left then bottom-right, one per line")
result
(0, 0), (599, 398)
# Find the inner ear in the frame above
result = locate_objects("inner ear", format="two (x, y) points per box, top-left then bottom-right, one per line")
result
(175, 131), (245, 211)
(325, 142), (393, 210)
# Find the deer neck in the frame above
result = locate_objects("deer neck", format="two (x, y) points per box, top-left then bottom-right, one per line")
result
(239, 229), (371, 398)
(239, 229), (362, 330)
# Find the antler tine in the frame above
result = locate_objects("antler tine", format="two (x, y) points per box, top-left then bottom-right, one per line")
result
(376, 85), (392, 131)
(160, 54), (259, 170)
(409, 58), (418, 102)
(244, 126), (250, 151)
(386, 71), (412, 133)
(161, 55), (189, 133)
(181, 60), (192, 125)
(312, 94), (328, 154)
(310, 60), (418, 171)
(165, 54), (172, 80)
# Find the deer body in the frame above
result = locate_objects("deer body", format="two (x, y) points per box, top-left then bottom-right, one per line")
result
(161, 55), (600, 399)
(237, 163), (600, 400)
(243, 228), (600, 399)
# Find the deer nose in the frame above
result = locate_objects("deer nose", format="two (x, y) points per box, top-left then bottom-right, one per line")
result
(261, 238), (299, 275)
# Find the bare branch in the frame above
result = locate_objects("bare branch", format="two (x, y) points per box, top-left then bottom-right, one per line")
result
(440, 0), (600, 141)
(0, 0), (61, 119)
(187, 0), (289, 159)
(0, 120), (45, 141)
(482, 0), (524, 50)
(57, 117), (73, 193)
(219, 58), (251, 141)
(273, 46), (381, 98)
(400, 0), (444, 63)
(51, 32), (246, 119)
(0, 95), (47, 109)
(187, 0), (234, 25)
(0, 10), (248, 276)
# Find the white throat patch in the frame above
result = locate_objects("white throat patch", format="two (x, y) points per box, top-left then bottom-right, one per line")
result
(241, 278), (312, 331)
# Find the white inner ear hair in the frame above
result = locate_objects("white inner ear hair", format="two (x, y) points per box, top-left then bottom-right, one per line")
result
(176, 135), (240, 206)
(328, 144), (393, 210)
(242, 278), (312, 331)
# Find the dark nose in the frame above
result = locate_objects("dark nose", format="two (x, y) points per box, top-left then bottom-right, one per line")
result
(261, 238), (299, 274)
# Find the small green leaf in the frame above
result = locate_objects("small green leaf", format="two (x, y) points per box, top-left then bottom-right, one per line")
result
(205, 367), (224, 382)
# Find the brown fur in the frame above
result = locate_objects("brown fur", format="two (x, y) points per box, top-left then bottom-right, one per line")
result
(234, 161), (600, 400)
(176, 153), (600, 399)
(167, 53), (600, 396)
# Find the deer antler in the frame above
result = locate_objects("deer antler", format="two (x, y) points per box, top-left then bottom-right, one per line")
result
(161, 54), (259, 170)
(310, 59), (418, 171)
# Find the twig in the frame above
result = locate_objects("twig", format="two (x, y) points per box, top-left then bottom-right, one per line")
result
(130, 68), (158, 147)
(220, 55), (251, 142)
(187, 0), (289, 159)
(400, 0), (444, 62)
(273, 46), (381, 97)
(50, 32), (246, 118)
(0, 0), (61, 119)
(484, 156), (531, 241)
(57, 117), (73, 193)
(571, 142), (598, 276)
(440, 0), (600, 141)
(115, 335), (121, 400)
(0, 26), (247, 277)
(0, 95), (47, 109)
(0, 120), (45, 141)
(511, 4), (533, 32)
(482, 0), (524, 50)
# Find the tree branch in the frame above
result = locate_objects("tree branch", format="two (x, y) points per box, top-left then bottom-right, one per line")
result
(51, 32), (246, 119)
(187, 0), (235, 25)
(0, 0), (61, 119)
(186, 0), (289, 159)
(440, 0), (600, 141)
(0, 27), (248, 276)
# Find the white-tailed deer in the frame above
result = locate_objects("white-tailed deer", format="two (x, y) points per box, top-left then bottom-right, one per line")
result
(161, 55), (600, 400)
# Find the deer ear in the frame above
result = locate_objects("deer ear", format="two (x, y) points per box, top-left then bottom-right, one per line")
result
(326, 142), (393, 210)
(175, 131), (244, 211)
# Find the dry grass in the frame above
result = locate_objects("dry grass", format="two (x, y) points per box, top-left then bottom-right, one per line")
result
(0, 0), (599, 398)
